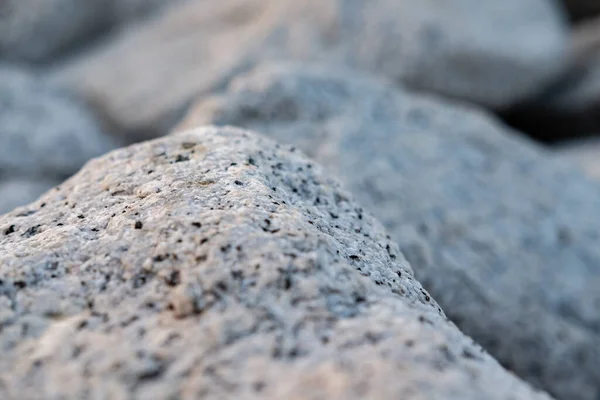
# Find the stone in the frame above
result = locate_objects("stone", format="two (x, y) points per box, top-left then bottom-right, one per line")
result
(54, 0), (567, 141)
(110, 0), (187, 24)
(181, 63), (600, 400)
(502, 16), (600, 142)
(0, 65), (117, 180)
(557, 138), (600, 180)
(0, 0), (184, 63)
(0, 179), (57, 215)
(0, 0), (110, 62)
(0, 127), (548, 399)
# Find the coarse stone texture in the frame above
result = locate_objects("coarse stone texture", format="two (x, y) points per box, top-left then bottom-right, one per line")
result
(181, 63), (600, 400)
(0, 127), (548, 400)
(0, 179), (56, 216)
(54, 0), (567, 141)
(0, 65), (116, 180)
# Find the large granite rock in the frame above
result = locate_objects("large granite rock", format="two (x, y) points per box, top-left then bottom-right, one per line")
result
(54, 0), (567, 141)
(0, 127), (547, 399)
(181, 63), (600, 400)
(0, 65), (116, 180)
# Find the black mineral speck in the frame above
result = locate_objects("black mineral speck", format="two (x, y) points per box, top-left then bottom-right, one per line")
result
(165, 270), (181, 287)
(21, 225), (41, 238)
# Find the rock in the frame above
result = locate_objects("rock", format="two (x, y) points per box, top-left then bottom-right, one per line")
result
(54, 0), (567, 141)
(0, 127), (548, 399)
(547, 24), (600, 117)
(0, 0), (184, 63)
(0, 179), (56, 215)
(557, 138), (600, 180)
(0, 0), (110, 62)
(501, 16), (600, 142)
(181, 63), (600, 400)
(110, 0), (187, 24)
(0, 65), (117, 180)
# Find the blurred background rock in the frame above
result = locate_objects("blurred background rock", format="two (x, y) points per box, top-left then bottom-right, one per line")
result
(2, 1), (597, 212)
(4, 1), (600, 212)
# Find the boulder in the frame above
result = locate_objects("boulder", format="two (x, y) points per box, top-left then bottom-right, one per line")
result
(181, 63), (600, 400)
(0, 126), (547, 399)
(0, 0), (110, 62)
(110, 0), (187, 24)
(544, 15), (600, 117)
(0, 179), (56, 215)
(0, 65), (116, 180)
(54, 0), (567, 141)
(501, 16), (600, 142)
(0, 0), (184, 63)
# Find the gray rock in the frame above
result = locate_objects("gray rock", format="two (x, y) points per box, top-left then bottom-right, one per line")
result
(0, 126), (548, 399)
(181, 63), (600, 400)
(0, 179), (56, 215)
(0, 65), (117, 179)
(0, 0), (110, 62)
(0, 0), (183, 63)
(546, 25), (600, 114)
(557, 138), (600, 180)
(110, 0), (187, 24)
(54, 0), (567, 140)
(506, 16), (600, 141)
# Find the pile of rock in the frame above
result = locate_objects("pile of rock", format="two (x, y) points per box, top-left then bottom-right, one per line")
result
(2, 0), (600, 399)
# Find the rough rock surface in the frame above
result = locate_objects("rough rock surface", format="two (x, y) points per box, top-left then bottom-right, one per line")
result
(0, 127), (548, 399)
(0, 65), (116, 180)
(0, 179), (56, 215)
(54, 0), (567, 140)
(181, 64), (600, 400)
